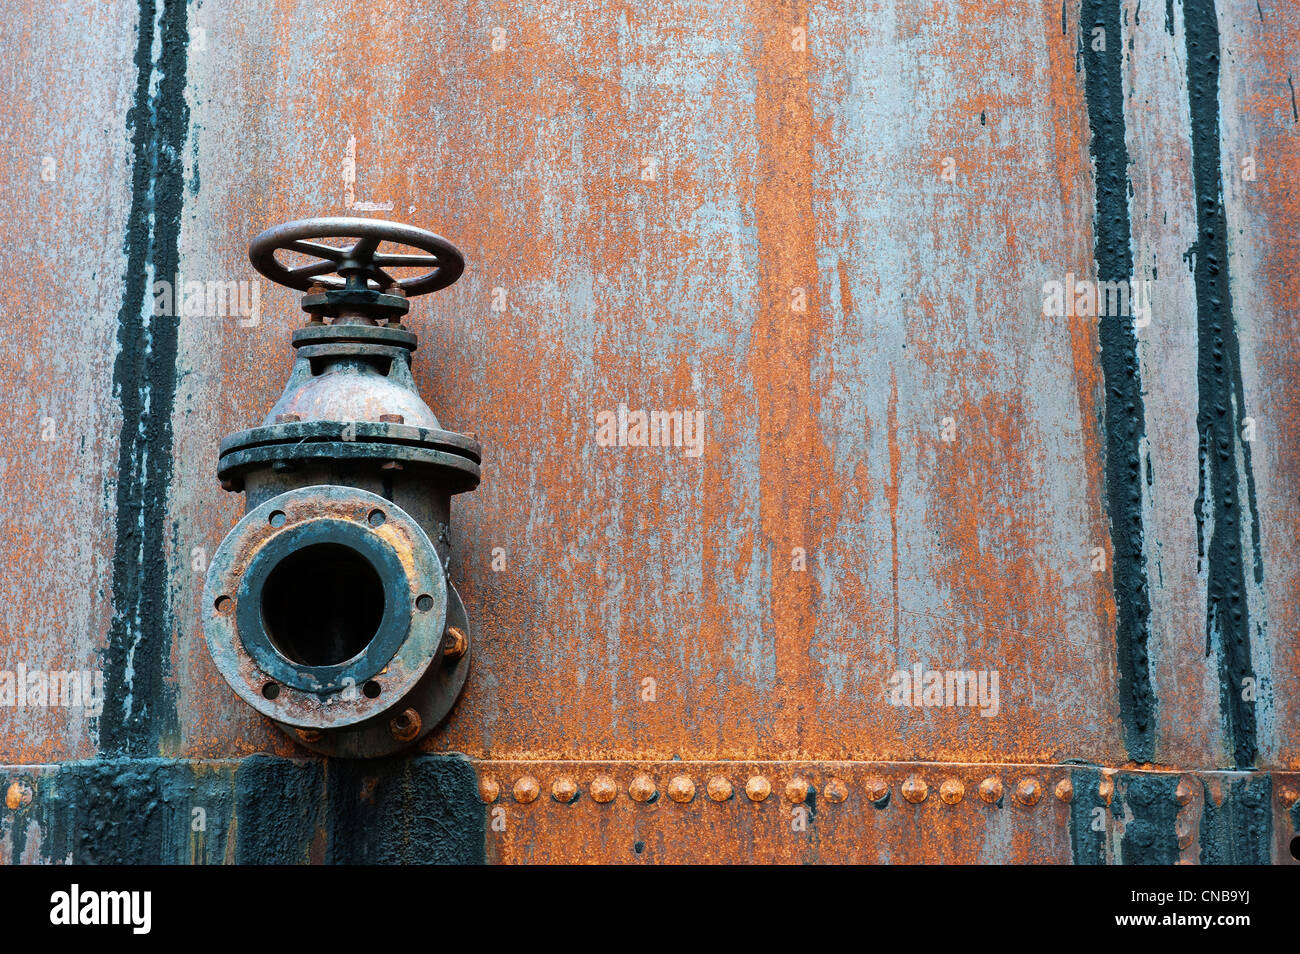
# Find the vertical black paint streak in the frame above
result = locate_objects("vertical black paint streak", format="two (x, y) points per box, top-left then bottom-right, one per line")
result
(1183, 0), (1259, 768)
(102, 0), (188, 754)
(1080, 0), (1156, 762)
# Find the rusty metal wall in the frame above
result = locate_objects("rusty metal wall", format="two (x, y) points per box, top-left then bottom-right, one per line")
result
(1, 0), (1297, 863)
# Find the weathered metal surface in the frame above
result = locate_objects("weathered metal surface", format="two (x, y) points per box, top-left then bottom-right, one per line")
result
(0, 759), (1293, 864)
(1, 0), (1297, 862)
(0, 0), (137, 764)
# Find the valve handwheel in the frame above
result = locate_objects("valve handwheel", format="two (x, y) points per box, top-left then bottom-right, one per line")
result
(249, 216), (464, 296)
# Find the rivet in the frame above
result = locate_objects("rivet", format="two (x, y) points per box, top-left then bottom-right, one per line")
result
(478, 778), (500, 803)
(380, 460), (404, 471)
(667, 776), (695, 803)
(551, 776), (579, 803)
(1174, 776), (1196, 806)
(295, 728), (321, 743)
(901, 775), (928, 804)
(1278, 787), (1299, 809)
(513, 776), (540, 804)
(1015, 777), (1042, 807)
(824, 778), (848, 803)
(785, 777), (809, 804)
(864, 776), (890, 804)
(707, 776), (734, 801)
(629, 774), (657, 803)
(590, 775), (618, 803)
(1055, 778), (1074, 803)
(939, 778), (964, 805)
(387, 707), (422, 742)
(5, 780), (33, 810)
(745, 775), (771, 802)
(979, 776), (1003, 804)
(379, 413), (405, 424)
(1098, 775), (1115, 804)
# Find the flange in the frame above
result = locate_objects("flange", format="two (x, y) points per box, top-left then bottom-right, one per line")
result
(204, 486), (448, 735)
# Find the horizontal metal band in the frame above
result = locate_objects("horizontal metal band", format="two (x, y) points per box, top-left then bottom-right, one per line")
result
(1, 759), (1294, 864)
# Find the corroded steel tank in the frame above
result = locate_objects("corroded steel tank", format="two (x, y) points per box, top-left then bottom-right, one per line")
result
(0, 0), (1297, 865)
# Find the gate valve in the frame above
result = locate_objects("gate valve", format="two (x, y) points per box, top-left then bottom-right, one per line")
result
(203, 217), (480, 758)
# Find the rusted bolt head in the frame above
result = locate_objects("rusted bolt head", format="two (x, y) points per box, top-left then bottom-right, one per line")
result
(379, 413), (405, 424)
(706, 776), (733, 802)
(901, 775), (928, 804)
(219, 476), (244, 493)
(388, 707), (422, 742)
(824, 778), (849, 803)
(5, 780), (33, 810)
(1278, 786), (1300, 809)
(978, 776), (1003, 804)
(629, 774), (657, 803)
(478, 778), (500, 803)
(1055, 778), (1074, 803)
(667, 776), (695, 803)
(296, 727), (321, 743)
(590, 775), (618, 803)
(386, 285), (407, 299)
(939, 778), (964, 805)
(1174, 776), (1196, 806)
(307, 284), (327, 296)
(864, 776), (890, 804)
(744, 775), (771, 802)
(380, 459), (404, 471)
(1015, 777), (1042, 807)
(443, 626), (468, 660)
(513, 776), (540, 803)
(275, 413), (301, 424)
(785, 777), (809, 804)
(552, 776), (579, 803)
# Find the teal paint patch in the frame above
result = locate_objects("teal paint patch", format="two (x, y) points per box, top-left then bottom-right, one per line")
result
(3, 756), (483, 864)
(1120, 773), (1180, 864)
(234, 755), (324, 864)
(1068, 767), (1106, 865)
(27, 759), (231, 864)
(324, 754), (485, 864)
(1199, 774), (1271, 864)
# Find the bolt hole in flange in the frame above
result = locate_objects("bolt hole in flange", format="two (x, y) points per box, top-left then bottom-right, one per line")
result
(363, 680), (382, 698)
(262, 682), (280, 699)
(268, 509), (287, 527)
(261, 542), (384, 667)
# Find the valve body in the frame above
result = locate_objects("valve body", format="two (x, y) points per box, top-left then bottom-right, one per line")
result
(203, 219), (479, 758)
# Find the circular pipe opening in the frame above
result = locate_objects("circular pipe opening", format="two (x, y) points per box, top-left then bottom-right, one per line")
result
(261, 542), (385, 667)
